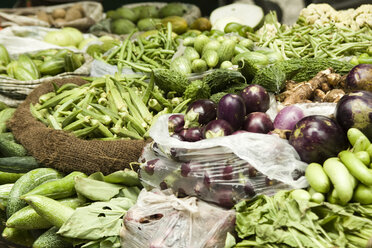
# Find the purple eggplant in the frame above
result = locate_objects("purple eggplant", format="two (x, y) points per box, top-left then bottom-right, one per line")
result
(243, 182), (256, 197)
(213, 186), (235, 208)
(181, 162), (192, 177)
(243, 112), (274, 134)
(184, 99), (217, 128)
(143, 159), (160, 175)
(240, 84), (270, 114)
(273, 105), (305, 131)
(203, 119), (234, 139)
(289, 115), (348, 164)
(222, 165), (233, 180)
(346, 64), (372, 91)
(335, 90), (372, 140)
(217, 93), (246, 130)
(168, 114), (185, 133)
(179, 127), (203, 142)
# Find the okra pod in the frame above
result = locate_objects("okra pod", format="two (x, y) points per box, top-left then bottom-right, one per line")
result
(72, 124), (99, 138)
(90, 119), (114, 138)
(126, 86), (153, 124)
(61, 109), (82, 128)
(121, 112), (146, 136)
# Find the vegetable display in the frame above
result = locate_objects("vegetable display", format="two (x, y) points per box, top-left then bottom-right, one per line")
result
(233, 190), (372, 248)
(30, 74), (189, 140)
(0, 46), (85, 80)
(304, 127), (372, 205)
(101, 23), (178, 73)
(248, 10), (371, 60)
(1, 167), (141, 247)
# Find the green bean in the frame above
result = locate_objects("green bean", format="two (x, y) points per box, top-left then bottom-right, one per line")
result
(116, 59), (152, 73)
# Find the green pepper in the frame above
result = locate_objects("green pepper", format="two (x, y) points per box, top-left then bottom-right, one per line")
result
(238, 25), (254, 37)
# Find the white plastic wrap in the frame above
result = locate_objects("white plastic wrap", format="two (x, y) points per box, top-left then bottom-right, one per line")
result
(120, 189), (235, 248)
(139, 114), (308, 208)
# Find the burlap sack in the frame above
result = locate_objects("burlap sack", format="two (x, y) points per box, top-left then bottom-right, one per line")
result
(8, 77), (147, 175)
(0, 1), (103, 31)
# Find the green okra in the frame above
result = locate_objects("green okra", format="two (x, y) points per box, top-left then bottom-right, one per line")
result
(90, 119), (114, 138)
(126, 86), (153, 124)
(72, 124), (99, 138)
(61, 109), (82, 128)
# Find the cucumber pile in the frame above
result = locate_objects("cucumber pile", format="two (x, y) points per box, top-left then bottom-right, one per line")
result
(305, 128), (372, 205)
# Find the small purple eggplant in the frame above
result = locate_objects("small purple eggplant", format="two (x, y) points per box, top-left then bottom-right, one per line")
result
(168, 114), (185, 133)
(203, 119), (234, 139)
(222, 165), (233, 180)
(243, 182), (256, 197)
(143, 159), (160, 175)
(243, 112), (274, 134)
(181, 162), (192, 177)
(180, 127), (203, 142)
(184, 99), (217, 128)
(217, 93), (246, 130)
(240, 84), (270, 114)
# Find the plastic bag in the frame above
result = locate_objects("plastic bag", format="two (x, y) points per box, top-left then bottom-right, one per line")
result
(120, 189), (235, 248)
(139, 114), (308, 208)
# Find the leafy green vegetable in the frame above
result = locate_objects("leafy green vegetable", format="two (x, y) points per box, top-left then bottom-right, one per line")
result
(104, 169), (141, 187)
(74, 177), (124, 201)
(82, 236), (121, 248)
(234, 190), (372, 247)
(58, 197), (133, 240)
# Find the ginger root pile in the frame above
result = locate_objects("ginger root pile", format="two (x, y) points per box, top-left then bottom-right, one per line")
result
(276, 68), (347, 105)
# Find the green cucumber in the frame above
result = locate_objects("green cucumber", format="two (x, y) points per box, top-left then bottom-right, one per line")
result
(6, 168), (62, 218)
(0, 108), (16, 133)
(22, 171), (87, 199)
(0, 138), (28, 157)
(353, 184), (372, 204)
(0, 183), (13, 210)
(191, 59), (208, 73)
(33, 226), (72, 248)
(0, 171), (24, 184)
(217, 39), (236, 63)
(323, 157), (354, 205)
(347, 128), (370, 148)
(6, 197), (85, 230)
(339, 150), (372, 186)
(22, 195), (75, 228)
(305, 162), (331, 193)
(202, 50), (219, 68)
(0, 156), (40, 173)
(355, 151), (371, 166)
(0, 132), (15, 141)
(1, 227), (35, 247)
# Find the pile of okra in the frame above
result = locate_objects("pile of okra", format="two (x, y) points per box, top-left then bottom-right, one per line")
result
(30, 74), (190, 140)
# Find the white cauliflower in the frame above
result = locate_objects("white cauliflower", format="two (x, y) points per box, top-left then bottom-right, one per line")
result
(298, 3), (372, 30)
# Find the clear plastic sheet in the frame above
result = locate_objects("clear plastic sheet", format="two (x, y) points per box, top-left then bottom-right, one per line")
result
(120, 189), (235, 248)
(139, 114), (309, 208)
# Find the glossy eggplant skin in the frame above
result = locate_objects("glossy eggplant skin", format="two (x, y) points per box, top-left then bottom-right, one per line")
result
(289, 115), (348, 164)
(217, 94), (246, 130)
(335, 90), (372, 140)
(243, 112), (274, 134)
(203, 119), (234, 139)
(184, 99), (217, 127)
(240, 84), (270, 114)
(346, 64), (372, 92)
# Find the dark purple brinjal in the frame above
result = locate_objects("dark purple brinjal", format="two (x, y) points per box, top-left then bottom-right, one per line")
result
(289, 115), (348, 164)
(170, 133), (185, 141)
(184, 99), (217, 128)
(179, 127), (203, 142)
(243, 182), (256, 198)
(213, 186), (235, 208)
(143, 159), (160, 175)
(222, 165), (233, 180)
(240, 84), (270, 114)
(181, 162), (192, 177)
(203, 119), (234, 139)
(168, 114), (185, 133)
(243, 112), (274, 134)
(217, 93), (246, 130)
(346, 64), (372, 92)
(335, 90), (372, 140)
